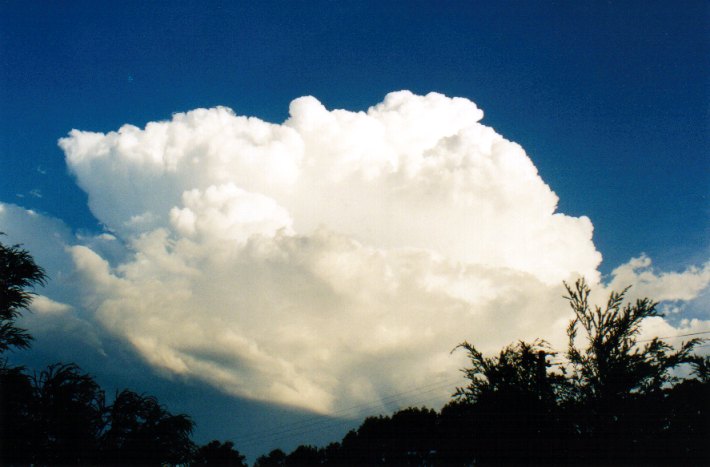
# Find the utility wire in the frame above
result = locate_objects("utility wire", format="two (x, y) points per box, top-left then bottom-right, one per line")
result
(638, 330), (710, 342)
(236, 376), (461, 447)
(237, 378), (460, 449)
(236, 330), (709, 450)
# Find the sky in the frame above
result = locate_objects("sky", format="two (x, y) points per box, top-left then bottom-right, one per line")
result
(1, 0), (708, 461)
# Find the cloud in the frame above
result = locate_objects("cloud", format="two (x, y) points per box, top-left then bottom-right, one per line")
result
(605, 255), (710, 302)
(4, 91), (706, 415)
(0, 203), (75, 280)
(58, 92), (602, 285)
(30, 295), (72, 315)
(0, 203), (111, 360)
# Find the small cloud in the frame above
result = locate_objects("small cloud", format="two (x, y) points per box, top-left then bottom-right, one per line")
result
(36, 166), (47, 175)
(29, 189), (43, 198)
(606, 255), (710, 302)
(660, 304), (683, 315)
(31, 295), (72, 315)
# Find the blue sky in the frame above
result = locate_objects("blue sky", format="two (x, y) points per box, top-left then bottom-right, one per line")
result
(2, 0), (707, 272)
(1, 0), (708, 461)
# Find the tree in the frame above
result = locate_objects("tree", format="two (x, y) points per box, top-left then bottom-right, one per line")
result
(254, 448), (287, 467)
(102, 389), (195, 465)
(0, 235), (46, 354)
(296, 407), (440, 466)
(285, 444), (321, 466)
(193, 439), (248, 466)
(450, 278), (706, 464)
(30, 363), (107, 465)
(564, 278), (700, 404)
(453, 339), (565, 404)
(657, 358), (710, 462)
(563, 278), (704, 463)
(0, 236), (47, 464)
(0, 365), (34, 464)
(451, 340), (569, 463)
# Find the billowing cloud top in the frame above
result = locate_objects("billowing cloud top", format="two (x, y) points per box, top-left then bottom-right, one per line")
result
(59, 91), (601, 284)
(46, 91), (705, 413)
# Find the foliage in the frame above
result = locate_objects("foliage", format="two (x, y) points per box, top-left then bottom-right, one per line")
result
(449, 340), (571, 464)
(444, 278), (706, 465)
(564, 278), (700, 402)
(559, 278), (705, 463)
(254, 448), (287, 467)
(334, 407), (438, 465)
(102, 389), (195, 465)
(1, 363), (196, 465)
(0, 365), (34, 464)
(31, 363), (107, 464)
(193, 439), (248, 466)
(453, 339), (566, 403)
(0, 235), (46, 353)
(285, 444), (321, 466)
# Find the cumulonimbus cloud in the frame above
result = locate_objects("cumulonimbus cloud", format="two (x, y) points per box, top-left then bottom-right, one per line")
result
(24, 90), (703, 413)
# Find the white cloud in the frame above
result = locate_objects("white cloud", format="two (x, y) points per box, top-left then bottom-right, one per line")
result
(605, 255), (710, 302)
(30, 295), (72, 315)
(0, 203), (110, 358)
(4, 91), (706, 415)
(58, 91), (602, 285)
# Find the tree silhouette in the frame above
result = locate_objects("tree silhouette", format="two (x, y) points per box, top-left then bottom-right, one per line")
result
(101, 389), (195, 465)
(564, 278), (700, 403)
(453, 339), (565, 404)
(0, 237), (48, 464)
(0, 235), (46, 354)
(450, 340), (569, 463)
(30, 363), (107, 465)
(0, 365), (34, 464)
(254, 448), (287, 467)
(563, 278), (704, 463)
(193, 439), (248, 466)
(285, 444), (321, 466)
(658, 358), (710, 461)
(446, 279), (706, 465)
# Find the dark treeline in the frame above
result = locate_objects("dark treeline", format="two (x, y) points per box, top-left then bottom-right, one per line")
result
(257, 360), (707, 466)
(1, 237), (708, 465)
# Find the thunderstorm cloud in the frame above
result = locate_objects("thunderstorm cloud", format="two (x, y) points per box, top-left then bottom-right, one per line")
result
(2, 92), (708, 413)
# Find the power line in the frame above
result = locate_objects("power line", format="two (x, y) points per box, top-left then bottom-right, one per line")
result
(236, 376), (462, 448)
(237, 380), (460, 449)
(638, 330), (710, 342)
(253, 390), (449, 448)
(236, 377), (460, 443)
(235, 330), (710, 451)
